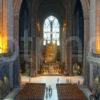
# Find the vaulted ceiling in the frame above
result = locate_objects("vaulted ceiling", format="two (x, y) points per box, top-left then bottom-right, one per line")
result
(37, 0), (66, 24)
(13, 0), (90, 15)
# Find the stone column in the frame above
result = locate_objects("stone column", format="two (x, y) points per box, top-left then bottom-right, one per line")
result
(68, 2), (73, 74)
(89, 63), (93, 86)
(83, 14), (90, 85)
(36, 36), (40, 73)
(7, 0), (14, 88)
(13, 11), (20, 87)
(84, 0), (96, 86)
(65, 2), (72, 73)
(31, 18), (36, 76)
(61, 30), (66, 63)
(90, 0), (96, 53)
(63, 29), (67, 67)
(89, 0), (96, 86)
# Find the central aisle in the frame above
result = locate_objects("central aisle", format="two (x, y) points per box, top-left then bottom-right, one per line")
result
(44, 86), (58, 100)
(21, 75), (84, 100)
(21, 76), (67, 100)
(42, 76), (66, 100)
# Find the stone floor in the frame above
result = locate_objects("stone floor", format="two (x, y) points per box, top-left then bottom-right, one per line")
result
(4, 75), (91, 100)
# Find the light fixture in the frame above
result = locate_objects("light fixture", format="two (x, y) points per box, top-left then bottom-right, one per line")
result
(96, 36), (100, 54)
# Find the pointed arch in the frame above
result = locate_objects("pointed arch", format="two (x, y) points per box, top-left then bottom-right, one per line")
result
(43, 15), (60, 46)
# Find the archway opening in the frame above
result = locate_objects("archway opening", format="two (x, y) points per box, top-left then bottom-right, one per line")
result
(19, 0), (30, 76)
(70, 0), (84, 75)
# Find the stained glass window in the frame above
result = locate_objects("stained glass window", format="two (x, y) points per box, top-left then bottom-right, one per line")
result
(43, 16), (60, 46)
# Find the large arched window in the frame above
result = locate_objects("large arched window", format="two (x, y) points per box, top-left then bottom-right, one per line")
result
(43, 16), (60, 46)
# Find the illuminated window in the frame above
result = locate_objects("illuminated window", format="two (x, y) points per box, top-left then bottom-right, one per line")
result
(0, 32), (8, 54)
(0, 1), (8, 54)
(43, 16), (60, 46)
(96, 35), (100, 54)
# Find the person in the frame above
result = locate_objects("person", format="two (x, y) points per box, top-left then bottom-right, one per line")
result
(57, 78), (59, 83)
(77, 80), (80, 86)
(66, 79), (68, 83)
(48, 85), (52, 97)
(95, 89), (100, 100)
(45, 86), (49, 99)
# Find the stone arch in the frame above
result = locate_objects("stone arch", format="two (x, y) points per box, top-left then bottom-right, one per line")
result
(13, 0), (23, 14)
(13, 0), (90, 31)
(80, 0), (90, 15)
(66, 36), (83, 74)
(13, 0), (90, 46)
(13, 0), (90, 83)
(74, 0), (90, 85)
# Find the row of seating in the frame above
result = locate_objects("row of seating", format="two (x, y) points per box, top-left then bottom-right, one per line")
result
(15, 83), (45, 100)
(57, 84), (87, 100)
(15, 83), (88, 100)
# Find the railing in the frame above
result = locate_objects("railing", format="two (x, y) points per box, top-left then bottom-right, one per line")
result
(87, 52), (100, 64)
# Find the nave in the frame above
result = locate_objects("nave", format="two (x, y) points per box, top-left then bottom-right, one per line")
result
(4, 76), (91, 100)
(0, 0), (100, 100)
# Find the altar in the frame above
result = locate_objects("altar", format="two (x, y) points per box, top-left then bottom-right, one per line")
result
(40, 63), (62, 75)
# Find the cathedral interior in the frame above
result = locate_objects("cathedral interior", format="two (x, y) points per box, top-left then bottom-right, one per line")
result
(0, 0), (100, 100)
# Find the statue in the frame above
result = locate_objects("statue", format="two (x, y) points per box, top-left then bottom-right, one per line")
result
(73, 63), (81, 75)
(44, 42), (57, 63)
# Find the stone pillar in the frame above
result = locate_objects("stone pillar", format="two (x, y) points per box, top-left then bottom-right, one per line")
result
(89, 0), (96, 86)
(61, 31), (66, 63)
(63, 29), (67, 67)
(37, 37), (42, 70)
(36, 37), (40, 73)
(7, 0), (14, 88)
(68, 2), (73, 74)
(65, 2), (72, 73)
(31, 18), (36, 76)
(13, 12), (20, 87)
(84, 0), (96, 86)
(83, 14), (90, 85)
(39, 37), (43, 66)
(90, 0), (96, 53)
(89, 63), (93, 86)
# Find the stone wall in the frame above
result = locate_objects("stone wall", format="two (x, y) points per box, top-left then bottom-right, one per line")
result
(0, 63), (10, 99)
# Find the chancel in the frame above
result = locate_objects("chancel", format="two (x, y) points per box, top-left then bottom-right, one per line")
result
(0, 0), (100, 100)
